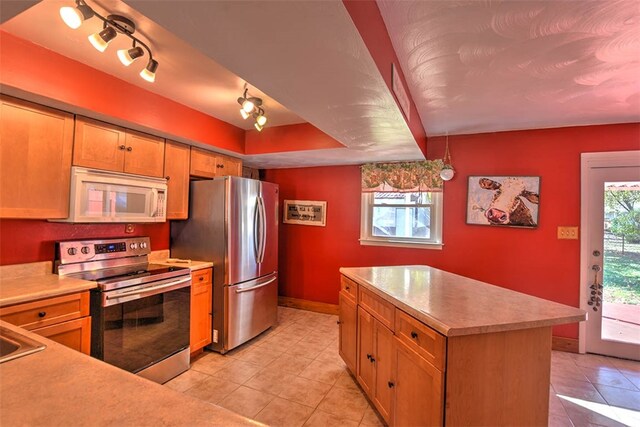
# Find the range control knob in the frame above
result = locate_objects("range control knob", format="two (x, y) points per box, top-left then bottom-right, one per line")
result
(130, 243), (138, 250)
(67, 247), (77, 256)
(140, 242), (147, 249)
(81, 246), (90, 255)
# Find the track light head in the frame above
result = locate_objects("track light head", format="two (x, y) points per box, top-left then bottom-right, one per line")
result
(60, 2), (94, 29)
(88, 26), (117, 52)
(254, 122), (264, 132)
(240, 109), (250, 120)
(140, 59), (158, 83)
(117, 46), (144, 66)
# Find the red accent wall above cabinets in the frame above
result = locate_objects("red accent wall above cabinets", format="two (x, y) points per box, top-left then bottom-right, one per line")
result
(0, 220), (169, 266)
(0, 31), (244, 154)
(245, 123), (344, 155)
(265, 123), (640, 339)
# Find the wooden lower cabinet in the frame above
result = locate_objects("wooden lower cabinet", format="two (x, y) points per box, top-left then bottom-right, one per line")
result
(0, 291), (91, 354)
(357, 307), (375, 396)
(32, 317), (91, 355)
(338, 292), (357, 373)
(393, 337), (444, 427)
(190, 268), (213, 352)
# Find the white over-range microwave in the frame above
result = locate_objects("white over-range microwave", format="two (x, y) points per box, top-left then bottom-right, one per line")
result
(54, 167), (167, 223)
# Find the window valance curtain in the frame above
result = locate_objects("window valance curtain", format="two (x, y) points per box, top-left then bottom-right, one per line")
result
(361, 160), (444, 192)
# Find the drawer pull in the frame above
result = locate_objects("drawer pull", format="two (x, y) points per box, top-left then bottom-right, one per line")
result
(345, 285), (350, 290)
(411, 331), (418, 339)
(366, 353), (372, 360)
(336, 320), (341, 325)
(370, 356), (375, 363)
(199, 276), (204, 281)
(388, 381), (395, 388)
(38, 311), (47, 318)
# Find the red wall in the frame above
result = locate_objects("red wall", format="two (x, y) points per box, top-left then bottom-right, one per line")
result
(0, 31), (245, 153)
(265, 123), (640, 339)
(0, 220), (169, 265)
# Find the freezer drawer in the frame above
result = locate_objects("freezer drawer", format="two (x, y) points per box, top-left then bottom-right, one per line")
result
(225, 272), (277, 351)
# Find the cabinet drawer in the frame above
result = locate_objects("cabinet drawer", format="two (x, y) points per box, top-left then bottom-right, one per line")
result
(0, 292), (90, 331)
(340, 276), (358, 301)
(33, 316), (91, 355)
(359, 287), (394, 331)
(192, 268), (212, 285)
(395, 309), (446, 371)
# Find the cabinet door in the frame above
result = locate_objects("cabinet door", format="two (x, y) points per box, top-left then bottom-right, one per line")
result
(0, 95), (74, 218)
(190, 268), (213, 352)
(164, 140), (190, 219)
(339, 292), (357, 373)
(73, 116), (126, 172)
(190, 147), (217, 178)
(33, 316), (91, 355)
(393, 337), (444, 427)
(123, 130), (165, 177)
(373, 321), (394, 423)
(217, 155), (242, 177)
(357, 306), (375, 396)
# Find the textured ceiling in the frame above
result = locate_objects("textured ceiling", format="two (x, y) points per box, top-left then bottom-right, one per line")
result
(0, 0), (304, 130)
(378, 0), (640, 136)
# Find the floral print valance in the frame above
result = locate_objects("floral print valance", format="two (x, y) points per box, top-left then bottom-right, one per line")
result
(361, 160), (444, 193)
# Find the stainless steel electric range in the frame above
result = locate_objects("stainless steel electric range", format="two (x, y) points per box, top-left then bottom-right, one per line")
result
(55, 237), (191, 384)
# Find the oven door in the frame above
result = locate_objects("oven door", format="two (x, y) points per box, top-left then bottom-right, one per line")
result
(92, 277), (191, 375)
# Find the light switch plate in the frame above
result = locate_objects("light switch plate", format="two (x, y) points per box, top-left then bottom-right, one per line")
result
(557, 226), (579, 240)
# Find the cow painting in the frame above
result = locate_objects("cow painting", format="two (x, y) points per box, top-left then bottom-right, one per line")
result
(467, 176), (540, 227)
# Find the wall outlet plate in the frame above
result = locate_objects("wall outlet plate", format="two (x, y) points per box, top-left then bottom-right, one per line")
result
(557, 226), (579, 240)
(125, 224), (135, 234)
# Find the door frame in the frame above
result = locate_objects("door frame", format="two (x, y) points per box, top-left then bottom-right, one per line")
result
(579, 150), (640, 353)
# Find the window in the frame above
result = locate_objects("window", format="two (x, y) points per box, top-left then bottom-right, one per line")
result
(360, 191), (443, 249)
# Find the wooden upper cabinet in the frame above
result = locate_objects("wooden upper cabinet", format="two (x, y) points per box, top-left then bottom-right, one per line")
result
(73, 116), (164, 177)
(73, 116), (126, 172)
(218, 155), (242, 177)
(164, 140), (190, 219)
(123, 130), (165, 177)
(190, 147), (242, 178)
(0, 95), (74, 219)
(190, 147), (217, 178)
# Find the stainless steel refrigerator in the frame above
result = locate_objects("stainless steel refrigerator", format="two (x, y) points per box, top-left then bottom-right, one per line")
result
(171, 177), (278, 353)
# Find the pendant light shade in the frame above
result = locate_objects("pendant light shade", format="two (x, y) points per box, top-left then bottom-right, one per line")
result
(88, 26), (117, 52)
(140, 59), (158, 83)
(60, 3), (94, 29)
(440, 133), (455, 181)
(117, 46), (144, 66)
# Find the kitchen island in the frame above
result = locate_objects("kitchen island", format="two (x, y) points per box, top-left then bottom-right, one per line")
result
(339, 265), (586, 427)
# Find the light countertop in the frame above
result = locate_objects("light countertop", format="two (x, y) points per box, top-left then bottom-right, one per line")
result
(340, 265), (586, 337)
(0, 320), (263, 426)
(153, 259), (213, 271)
(0, 274), (97, 308)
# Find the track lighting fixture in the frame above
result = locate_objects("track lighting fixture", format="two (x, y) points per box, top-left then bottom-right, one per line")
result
(237, 87), (268, 131)
(59, 0), (159, 83)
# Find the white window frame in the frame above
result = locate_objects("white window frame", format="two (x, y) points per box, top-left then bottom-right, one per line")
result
(359, 191), (443, 250)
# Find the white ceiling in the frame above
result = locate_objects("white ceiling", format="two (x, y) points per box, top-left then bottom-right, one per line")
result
(378, 0), (640, 136)
(2, 1), (639, 168)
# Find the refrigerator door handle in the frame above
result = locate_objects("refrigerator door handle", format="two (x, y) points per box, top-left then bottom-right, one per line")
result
(235, 274), (277, 293)
(258, 195), (267, 263)
(253, 196), (260, 263)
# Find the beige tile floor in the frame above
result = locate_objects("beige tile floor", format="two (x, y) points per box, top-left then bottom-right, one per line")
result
(165, 307), (640, 427)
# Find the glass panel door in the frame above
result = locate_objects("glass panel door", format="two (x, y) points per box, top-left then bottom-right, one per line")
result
(583, 152), (640, 360)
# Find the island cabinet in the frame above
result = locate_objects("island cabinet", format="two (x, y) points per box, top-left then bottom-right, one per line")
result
(0, 95), (74, 219)
(73, 116), (165, 178)
(190, 268), (213, 353)
(339, 266), (586, 427)
(0, 291), (91, 355)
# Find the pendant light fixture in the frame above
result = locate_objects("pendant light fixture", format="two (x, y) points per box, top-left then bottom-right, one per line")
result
(59, 0), (159, 83)
(440, 133), (455, 181)
(237, 86), (268, 131)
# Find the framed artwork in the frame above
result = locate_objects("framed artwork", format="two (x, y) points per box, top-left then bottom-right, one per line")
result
(283, 200), (327, 226)
(466, 176), (540, 228)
